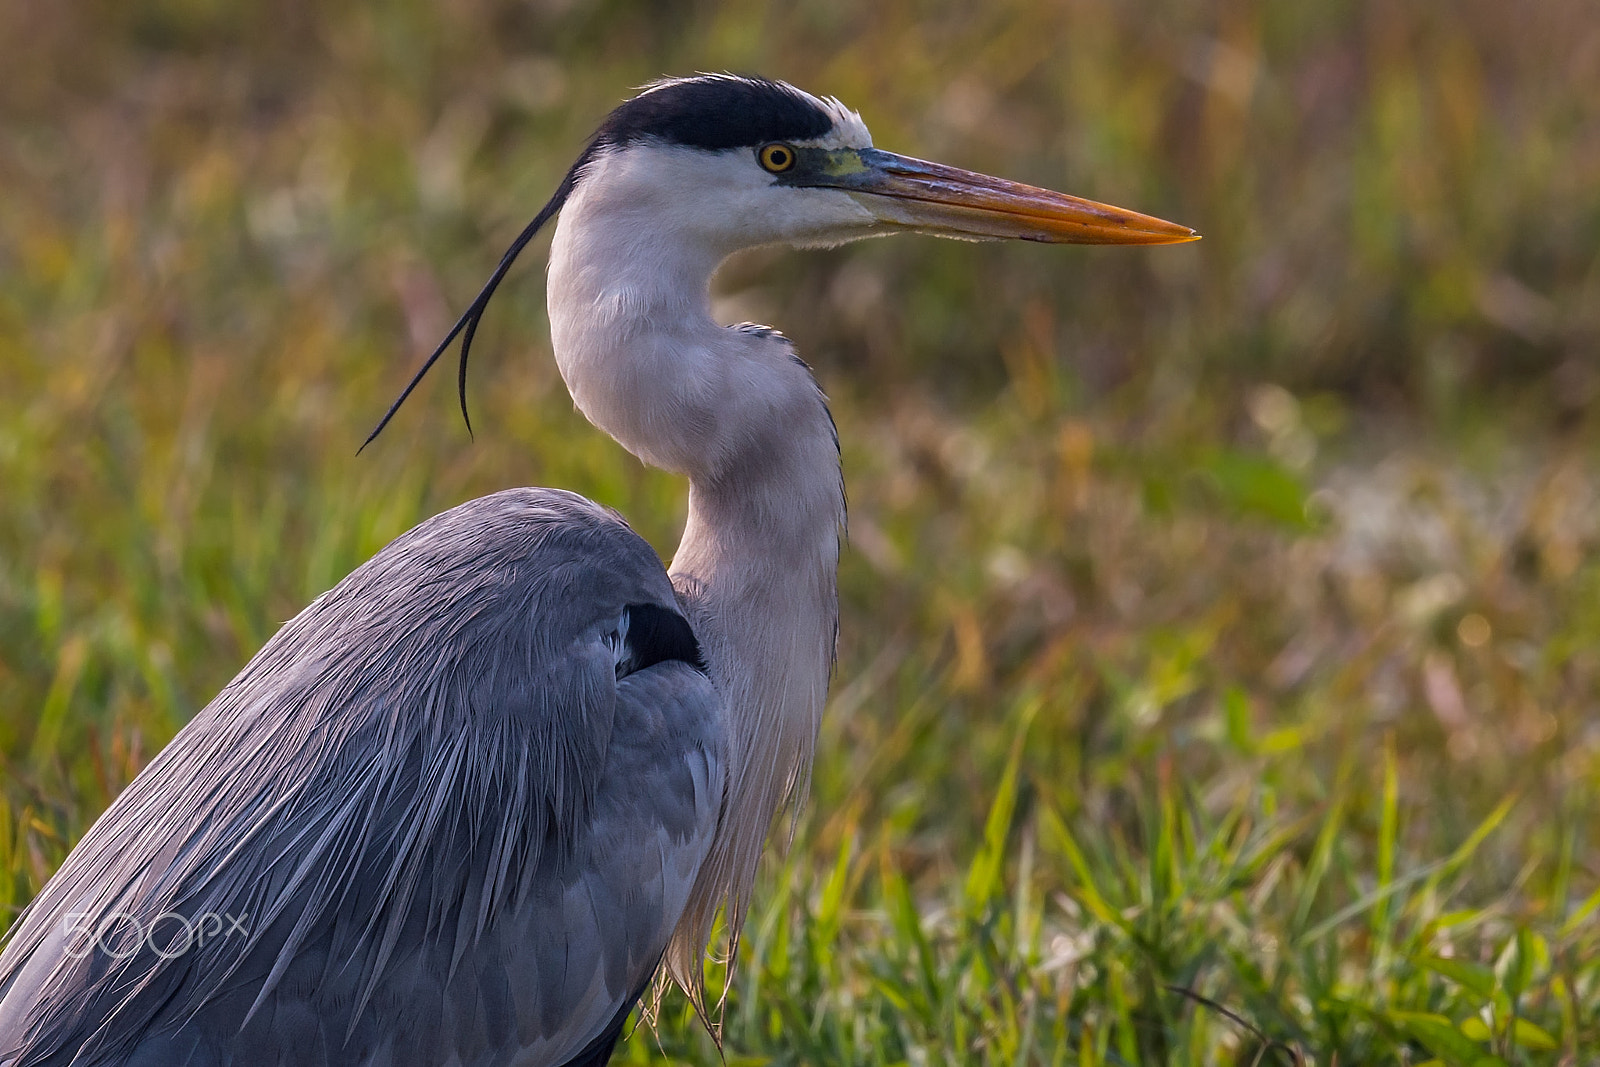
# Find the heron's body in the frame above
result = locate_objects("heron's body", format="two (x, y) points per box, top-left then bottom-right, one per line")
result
(0, 492), (725, 1065)
(0, 76), (1193, 1065)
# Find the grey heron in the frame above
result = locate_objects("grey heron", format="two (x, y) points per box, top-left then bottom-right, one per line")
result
(0, 75), (1195, 1065)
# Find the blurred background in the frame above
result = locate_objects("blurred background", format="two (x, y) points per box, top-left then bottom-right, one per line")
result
(2, 0), (1599, 1061)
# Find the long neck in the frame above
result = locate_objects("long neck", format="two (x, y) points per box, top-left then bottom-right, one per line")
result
(547, 175), (843, 993)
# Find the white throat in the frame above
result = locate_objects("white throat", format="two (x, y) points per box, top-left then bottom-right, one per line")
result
(546, 146), (844, 997)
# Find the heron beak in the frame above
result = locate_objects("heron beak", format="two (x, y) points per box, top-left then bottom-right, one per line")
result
(793, 147), (1199, 245)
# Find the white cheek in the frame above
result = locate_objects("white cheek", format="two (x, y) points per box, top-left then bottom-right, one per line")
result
(780, 189), (880, 245)
(730, 184), (879, 247)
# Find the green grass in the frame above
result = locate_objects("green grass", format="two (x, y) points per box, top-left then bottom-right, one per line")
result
(4, 1), (1600, 1063)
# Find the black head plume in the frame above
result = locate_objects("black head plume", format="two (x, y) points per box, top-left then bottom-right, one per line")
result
(359, 169), (576, 452)
(596, 74), (833, 151)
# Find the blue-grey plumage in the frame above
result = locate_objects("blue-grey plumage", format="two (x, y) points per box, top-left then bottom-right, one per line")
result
(0, 73), (1192, 1065)
(0, 490), (724, 1065)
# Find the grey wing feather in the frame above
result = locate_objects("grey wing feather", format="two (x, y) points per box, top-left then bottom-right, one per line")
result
(0, 487), (725, 1067)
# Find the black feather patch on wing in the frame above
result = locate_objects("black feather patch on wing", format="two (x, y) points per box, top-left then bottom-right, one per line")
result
(619, 603), (707, 677)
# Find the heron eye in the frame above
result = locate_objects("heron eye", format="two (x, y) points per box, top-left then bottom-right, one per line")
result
(758, 143), (796, 173)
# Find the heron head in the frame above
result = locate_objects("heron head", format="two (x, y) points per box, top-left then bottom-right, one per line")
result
(561, 74), (1199, 253)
